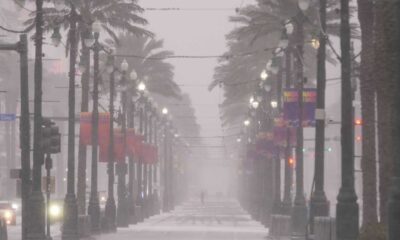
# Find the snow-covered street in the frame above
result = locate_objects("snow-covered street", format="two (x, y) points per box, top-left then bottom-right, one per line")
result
(88, 199), (268, 240)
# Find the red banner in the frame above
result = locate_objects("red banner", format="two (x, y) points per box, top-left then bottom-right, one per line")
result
(79, 112), (110, 146)
(139, 143), (158, 164)
(99, 128), (125, 163)
(126, 129), (144, 159)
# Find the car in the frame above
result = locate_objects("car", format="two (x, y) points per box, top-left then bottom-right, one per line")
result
(0, 202), (16, 225)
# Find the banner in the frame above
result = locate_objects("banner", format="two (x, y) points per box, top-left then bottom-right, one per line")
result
(126, 129), (144, 159)
(255, 132), (276, 159)
(283, 89), (316, 127)
(139, 144), (158, 164)
(79, 112), (111, 146)
(99, 128), (125, 163)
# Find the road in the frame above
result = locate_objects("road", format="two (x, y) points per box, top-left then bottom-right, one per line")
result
(8, 198), (269, 240)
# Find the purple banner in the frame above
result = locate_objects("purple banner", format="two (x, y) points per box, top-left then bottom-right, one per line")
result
(283, 88), (316, 127)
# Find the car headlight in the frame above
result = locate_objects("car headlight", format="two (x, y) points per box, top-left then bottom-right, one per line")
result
(49, 204), (62, 218)
(4, 210), (12, 220)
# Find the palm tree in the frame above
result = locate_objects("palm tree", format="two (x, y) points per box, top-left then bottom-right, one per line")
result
(115, 34), (181, 99)
(357, 0), (378, 226)
(373, 0), (396, 225)
(23, 0), (153, 214)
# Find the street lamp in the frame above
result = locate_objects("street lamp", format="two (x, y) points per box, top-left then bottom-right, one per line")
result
(260, 70), (268, 81)
(298, 0), (310, 11)
(244, 119), (250, 127)
(279, 30), (289, 49)
(290, 4), (308, 238)
(88, 24), (101, 233)
(127, 68), (138, 224)
(309, 0), (330, 233)
(270, 100), (278, 109)
(137, 81), (146, 92)
(116, 58), (131, 227)
(104, 55), (116, 232)
(251, 100), (260, 109)
(336, 0), (359, 239)
(51, 27), (62, 47)
(284, 20), (294, 35)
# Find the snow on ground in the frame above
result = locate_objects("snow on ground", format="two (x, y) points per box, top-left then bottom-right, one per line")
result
(8, 198), (269, 240)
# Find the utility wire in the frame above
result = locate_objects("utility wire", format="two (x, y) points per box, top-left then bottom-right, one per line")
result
(0, 23), (34, 34)
(145, 8), (237, 12)
(113, 47), (277, 61)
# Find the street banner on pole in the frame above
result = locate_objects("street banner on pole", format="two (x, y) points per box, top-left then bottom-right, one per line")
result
(283, 88), (316, 127)
(79, 112), (111, 145)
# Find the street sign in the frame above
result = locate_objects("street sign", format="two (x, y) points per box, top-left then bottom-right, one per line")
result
(0, 113), (16, 122)
(42, 176), (56, 194)
(9, 169), (21, 179)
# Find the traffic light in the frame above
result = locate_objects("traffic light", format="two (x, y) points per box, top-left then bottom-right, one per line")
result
(354, 118), (362, 126)
(41, 118), (61, 154)
(288, 157), (295, 167)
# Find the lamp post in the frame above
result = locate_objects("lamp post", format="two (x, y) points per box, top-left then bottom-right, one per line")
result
(282, 48), (293, 215)
(291, 1), (308, 238)
(336, 0), (359, 239)
(127, 70), (138, 224)
(87, 23), (102, 233)
(161, 108), (169, 212)
(142, 98), (150, 217)
(136, 85), (147, 220)
(116, 59), (129, 227)
(28, 0), (45, 238)
(62, 3), (79, 239)
(104, 55), (116, 232)
(147, 106), (154, 216)
(310, 0), (329, 232)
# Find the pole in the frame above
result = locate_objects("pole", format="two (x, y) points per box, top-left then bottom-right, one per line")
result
(291, 12), (308, 238)
(162, 122), (168, 212)
(45, 154), (52, 240)
(116, 77), (129, 227)
(388, 0), (400, 236)
(143, 103), (149, 217)
(28, 0), (46, 238)
(127, 96), (136, 224)
(148, 114), (153, 216)
(282, 49), (293, 215)
(104, 55), (116, 232)
(88, 32), (100, 233)
(62, 5), (79, 240)
(137, 104), (144, 218)
(77, 31), (91, 216)
(310, 0), (329, 232)
(18, 34), (30, 240)
(336, 0), (359, 239)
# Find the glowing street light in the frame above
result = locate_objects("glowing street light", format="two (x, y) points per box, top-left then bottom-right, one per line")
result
(137, 81), (146, 92)
(271, 100), (278, 109)
(244, 119), (250, 126)
(260, 70), (268, 81)
(251, 101), (259, 109)
(162, 107), (169, 115)
(298, 0), (310, 11)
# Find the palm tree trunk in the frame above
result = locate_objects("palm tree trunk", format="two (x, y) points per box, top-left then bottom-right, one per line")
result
(77, 36), (90, 215)
(357, 0), (378, 225)
(374, 1), (396, 224)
